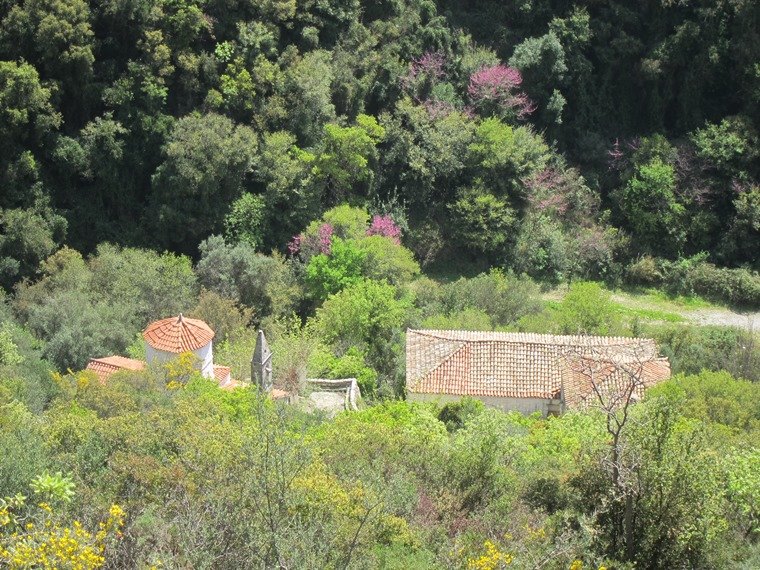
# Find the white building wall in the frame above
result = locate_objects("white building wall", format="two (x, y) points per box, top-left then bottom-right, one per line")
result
(145, 341), (214, 379)
(407, 392), (560, 416)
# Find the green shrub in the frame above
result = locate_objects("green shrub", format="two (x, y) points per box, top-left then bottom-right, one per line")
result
(571, 225), (625, 284)
(224, 193), (266, 248)
(442, 269), (542, 326)
(355, 235), (420, 286)
(0, 400), (47, 497)
(308, 345), (377, 398)
(437, 397), (485, 432)
(0, 318), (57, 412)
(555, 282), (622, 335)
(315, 280), (408, 347)
(14, 245), (198, 370)
(322, 204), (370, 238)
(647, 371), (760, 432)
(305, 238), (366, 302)
(512, 214), (571, 283)
(522, 476), (569, 514)
(449, 186), (516, 258)
(197, 236), (303, 317)
(422, 308), (493, 331)
(404, 221), (443, 268)
(268, 319), (321, 393)
(626, 256), (760, 308)
(189, 289), (253, 344)
(684, 263), (760, 308)
(619, 158), (686, 256)
(405, 276), (444, 320)
(626, 256), (663, 286)
(723, 449), (760, 541)
(649, 324), (760, 382)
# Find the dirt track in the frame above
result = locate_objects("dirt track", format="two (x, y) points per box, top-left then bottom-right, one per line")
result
(685, 309), (759, 331)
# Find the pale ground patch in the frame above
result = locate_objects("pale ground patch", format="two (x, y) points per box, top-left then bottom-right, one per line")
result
(685, 309), (759, 330)
(545, 285), (759, 331)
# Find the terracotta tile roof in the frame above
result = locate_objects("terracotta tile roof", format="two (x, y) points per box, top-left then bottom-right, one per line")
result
(85, 355), (244, 390)
(142, 314), (214, 353)
(213, 365), (231, 385)
(406, 329), (663, 400)
(562, 357), (671, 410)
(85, 355), (146, 383)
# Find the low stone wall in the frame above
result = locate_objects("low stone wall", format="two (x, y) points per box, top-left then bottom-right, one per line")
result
(306, 378), (361, 411)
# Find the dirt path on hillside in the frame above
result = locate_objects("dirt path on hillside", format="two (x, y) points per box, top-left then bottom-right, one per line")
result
(684, 309), (759, 331)
(607, 293), (760, 331)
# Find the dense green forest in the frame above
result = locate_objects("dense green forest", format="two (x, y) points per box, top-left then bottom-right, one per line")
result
(0, 0), (758, 290)
(1, 0), (759, 568)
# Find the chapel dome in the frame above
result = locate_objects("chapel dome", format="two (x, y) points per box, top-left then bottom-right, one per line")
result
(142, 314), (214, 353)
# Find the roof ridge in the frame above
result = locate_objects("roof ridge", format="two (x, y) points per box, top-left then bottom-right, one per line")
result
(408, 329), (654, 347)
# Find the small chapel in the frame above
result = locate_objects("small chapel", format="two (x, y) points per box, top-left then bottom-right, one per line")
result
(85, 314), (239, 389)
(85, 317), (361, 411)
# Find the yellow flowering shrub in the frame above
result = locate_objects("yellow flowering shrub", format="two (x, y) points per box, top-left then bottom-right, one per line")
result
(291, 461), (418, 552)
(165, 352), (206, 389)
(51, 370), (99, 400)
(466, 540), (513, 570)
(0, 496), (124, 569)
(569, 561), (607, 570)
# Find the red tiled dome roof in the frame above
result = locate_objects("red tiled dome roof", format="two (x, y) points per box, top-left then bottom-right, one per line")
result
(142, 314), (214, 353)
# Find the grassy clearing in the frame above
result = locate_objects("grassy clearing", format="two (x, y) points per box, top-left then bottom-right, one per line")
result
(545, 283), (718, 316)
(613, 287), (717, 311)
(616, 305), (684, 323)
(542, 291), (685, 325)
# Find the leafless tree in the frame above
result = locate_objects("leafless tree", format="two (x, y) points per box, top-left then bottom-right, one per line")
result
(562, 341), (661, 559)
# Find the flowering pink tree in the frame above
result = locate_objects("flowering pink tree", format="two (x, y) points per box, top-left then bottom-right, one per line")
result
(523, 167), (600, 227)
(316, 223), (334, 253)
(524, 167), (569, 215)
(286, 234), (302, 256)
(287, 223), (334, 257)
(366, 215), (401, 244)
(400, 51), (448, 103)
(608, 138), (625, 171)
(401, 51), (446, 90)
(468, 65), (535, 118)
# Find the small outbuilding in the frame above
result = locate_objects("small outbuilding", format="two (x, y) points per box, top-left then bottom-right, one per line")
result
(85, 355), (145, 383)
(405, 329), (671, 415)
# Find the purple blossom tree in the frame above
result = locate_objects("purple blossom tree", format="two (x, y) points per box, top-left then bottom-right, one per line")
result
(316, 223), (334, 254)
(467, 65), (535, 118)
(287, 234), (302, 256)
(287, 223), (334, 258)
(523, 167), (600, 227)
(366, 215), (401, 244)
(420, 99), (455, 119)
(401, 51), (446, 89)
(400, 51), (447, 102)
(608, 138), (625, 171)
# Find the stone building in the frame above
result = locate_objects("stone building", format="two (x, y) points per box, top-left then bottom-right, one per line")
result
(406, 329), (671, 415)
